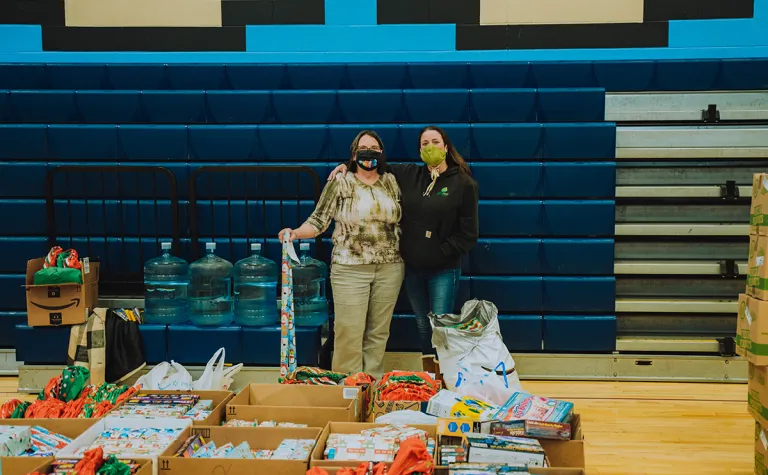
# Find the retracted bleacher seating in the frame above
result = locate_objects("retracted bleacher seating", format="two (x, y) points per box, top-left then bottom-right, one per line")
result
(4, 59), (765, 365)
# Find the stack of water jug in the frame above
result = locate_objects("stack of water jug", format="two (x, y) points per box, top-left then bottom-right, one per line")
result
(143, 241), (328, 327)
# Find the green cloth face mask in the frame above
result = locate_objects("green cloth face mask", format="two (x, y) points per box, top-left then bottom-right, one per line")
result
(420, 144), (447, 167)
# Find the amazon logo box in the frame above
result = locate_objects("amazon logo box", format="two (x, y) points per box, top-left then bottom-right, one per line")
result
(23, 258), (99, 327)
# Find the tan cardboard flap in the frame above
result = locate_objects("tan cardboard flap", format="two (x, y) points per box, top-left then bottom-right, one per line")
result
(226, 384), (361, 426)
(245, 384), (360, 407)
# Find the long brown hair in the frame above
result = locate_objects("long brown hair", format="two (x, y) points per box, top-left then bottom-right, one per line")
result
(418, 126), (471, 176)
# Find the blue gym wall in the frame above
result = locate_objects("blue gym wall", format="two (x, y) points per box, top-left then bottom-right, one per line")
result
(0, 0), (767, 62)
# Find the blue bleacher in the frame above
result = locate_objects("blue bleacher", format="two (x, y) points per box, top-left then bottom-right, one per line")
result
(0, 60), (764, 91)
(0, 89), (607, 125)
(543, 316), (617, 352)
(0, 313), (25, 347)
(0, 60), (627, 362)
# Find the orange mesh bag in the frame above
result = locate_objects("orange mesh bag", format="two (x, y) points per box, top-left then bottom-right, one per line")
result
(74, 447), (106, 475)
(376, 371), (439, 402)
(388, 438), (434, 475)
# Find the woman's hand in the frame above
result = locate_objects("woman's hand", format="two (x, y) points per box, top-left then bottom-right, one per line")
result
(327, 163), (348, 181)
(278, 228), (298, 242)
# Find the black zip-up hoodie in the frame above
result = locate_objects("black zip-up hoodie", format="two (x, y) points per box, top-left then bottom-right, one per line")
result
(389, 163), (479, 270)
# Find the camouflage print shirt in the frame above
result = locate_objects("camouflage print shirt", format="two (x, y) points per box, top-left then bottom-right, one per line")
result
(304, 172), (403, 265)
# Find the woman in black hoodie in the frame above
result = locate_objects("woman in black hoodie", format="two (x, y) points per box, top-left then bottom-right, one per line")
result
(329, 126), (479, 355)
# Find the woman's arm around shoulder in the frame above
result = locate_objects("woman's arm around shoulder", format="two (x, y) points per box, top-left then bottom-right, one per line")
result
(440, 176), (479, 257)
(385, 162), (417, 180)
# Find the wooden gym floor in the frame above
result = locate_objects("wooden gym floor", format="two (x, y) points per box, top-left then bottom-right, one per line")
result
(0, 377), (753, 475)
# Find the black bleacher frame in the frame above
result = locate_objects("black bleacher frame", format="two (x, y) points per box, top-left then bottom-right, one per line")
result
(45, 165), (181, 295)
(187, 165), (324, 263)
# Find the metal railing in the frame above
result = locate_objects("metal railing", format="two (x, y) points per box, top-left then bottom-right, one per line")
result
(187, 165), (324, 261)
(45, 165), (180, 295)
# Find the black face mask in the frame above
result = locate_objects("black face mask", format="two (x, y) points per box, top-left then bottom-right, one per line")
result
(356, 149), (381, 172)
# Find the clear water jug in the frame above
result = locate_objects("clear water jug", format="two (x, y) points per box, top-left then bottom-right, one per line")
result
(234, 243), (278, 326)
(292, 242), (329, 326)
(143, 242), (189, 324)
(188, 242), (233, 326)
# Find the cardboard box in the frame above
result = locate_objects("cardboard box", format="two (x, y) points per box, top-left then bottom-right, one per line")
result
(737, 294), (768, 364)
(57, 417), (191, 475)
(751, 173), (768, 236)
(311, 420), (584, 472)
(25, 458), (153, 475)
(367, 396), (422, 423)
(226, 384), (363, 427)
(0, 418), (97, 475)
(750, 363), (768, 429)
(435, 415), (584, 471)
(365, 376), (440, 422)
(24, 258), (99, 327)
(756, 422), (767, 475)
(309, 422), (437, 469)
(158, 426), (321, 475)
(111, 390), (234, 426)
(749, 234), (768, 301)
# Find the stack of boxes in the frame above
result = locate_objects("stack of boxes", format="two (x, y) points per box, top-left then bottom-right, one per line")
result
(738, 173), (768, 473)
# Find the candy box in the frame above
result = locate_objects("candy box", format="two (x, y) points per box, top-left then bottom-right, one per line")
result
(158, 426), (321, 475)
(464, 433), (546, 467)
(492, 393), (573, 424)
(0, 419), (96, 475)
(56, 417), (192, 475)
(478, 419), (572, 441)
(111, 390), (233, 426)
(0, 426), (31, 457)
(425, 390), (499, 421)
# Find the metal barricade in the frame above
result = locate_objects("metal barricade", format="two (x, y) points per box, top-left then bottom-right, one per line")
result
(188, 165), (324, 260)
(45, 165), (180, 295)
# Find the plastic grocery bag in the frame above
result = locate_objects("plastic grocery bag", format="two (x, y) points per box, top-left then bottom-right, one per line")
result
(454, 361), (521, 407)
(136, 361), (193, 390)
(430, 299), (521, 392)
(193, 347), (243, 391)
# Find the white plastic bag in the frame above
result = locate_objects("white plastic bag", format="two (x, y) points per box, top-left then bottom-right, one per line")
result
(192, 348), (243, 391)
(375, 410), (438, 425)
(431, 300), (520, 392)
(454, 361), (521, 406)
(136, 361), (193, 390)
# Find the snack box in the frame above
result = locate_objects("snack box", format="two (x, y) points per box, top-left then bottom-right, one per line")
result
(477, 419), (572, 441)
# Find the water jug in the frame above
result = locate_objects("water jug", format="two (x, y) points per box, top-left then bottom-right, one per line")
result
(233, 243), (278, 326)
(292, 242), (329, 326)
(188, 242), (234, 326)
(143, 242), (189, 324)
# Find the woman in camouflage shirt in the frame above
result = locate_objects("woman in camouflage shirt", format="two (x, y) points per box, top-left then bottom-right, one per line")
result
(279, 130), (404, 378)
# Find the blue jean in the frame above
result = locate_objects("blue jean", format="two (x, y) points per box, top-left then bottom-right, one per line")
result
(404, 266), (462, 355)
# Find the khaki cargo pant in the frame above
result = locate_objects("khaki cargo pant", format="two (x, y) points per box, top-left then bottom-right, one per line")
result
(331, 261), (405, 379)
